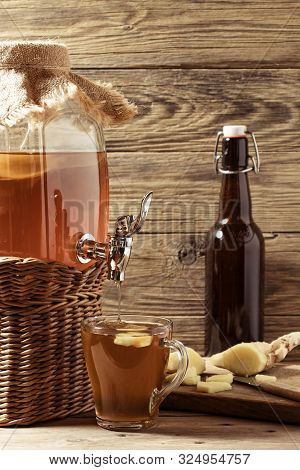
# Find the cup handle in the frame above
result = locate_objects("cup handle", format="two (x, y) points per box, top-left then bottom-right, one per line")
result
(150, 339), (188, 415)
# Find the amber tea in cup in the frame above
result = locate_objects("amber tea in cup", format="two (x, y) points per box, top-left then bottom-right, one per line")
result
(81, 315), (188, 431)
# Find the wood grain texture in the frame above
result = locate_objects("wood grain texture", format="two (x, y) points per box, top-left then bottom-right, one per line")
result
(103, 234), (300, 309)
(0, 411), (299, 450)
(78, 69), (300, 154)
(0, 2), (299, 364)
(164, 364), (300, 424)
(0, 1), (299, 449)
(102, 233), (300, 355)
(0, 1), (299, 68)
(107, 152), (300, 232)
(79, 68), (300, 231)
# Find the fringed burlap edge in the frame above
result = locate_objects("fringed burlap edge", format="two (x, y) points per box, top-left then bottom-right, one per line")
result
(0, 40), (137, 128)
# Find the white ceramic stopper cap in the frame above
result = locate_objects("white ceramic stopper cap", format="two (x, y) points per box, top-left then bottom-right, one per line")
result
(223, 125), (247, 137)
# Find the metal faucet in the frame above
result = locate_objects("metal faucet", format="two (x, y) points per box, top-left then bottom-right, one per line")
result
(76, 192), (153, 282)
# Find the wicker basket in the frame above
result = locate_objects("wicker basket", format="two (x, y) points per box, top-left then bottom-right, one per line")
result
(0, 256), (107, 426)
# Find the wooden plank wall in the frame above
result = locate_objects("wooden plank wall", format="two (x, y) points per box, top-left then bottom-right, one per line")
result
(1, 0), (299, 355)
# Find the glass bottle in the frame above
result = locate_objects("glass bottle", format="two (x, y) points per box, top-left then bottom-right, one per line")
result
(205, 125), (265, 355)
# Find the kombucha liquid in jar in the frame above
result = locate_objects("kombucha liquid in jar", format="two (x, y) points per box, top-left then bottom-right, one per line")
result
(0, 113), (109, 269)
(205, 125), (265, 355)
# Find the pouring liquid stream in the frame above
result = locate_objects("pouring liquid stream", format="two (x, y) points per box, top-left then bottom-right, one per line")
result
(117, 281), (122, 322)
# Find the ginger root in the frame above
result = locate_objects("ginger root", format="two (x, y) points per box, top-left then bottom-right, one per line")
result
(209, 332), (300, 376)
(197, 381), (231, 393)
(204, 363), (231, 375)
(165, 366), (200, 385)
(255, 374), (277, 384)
(114, 333), (152, 348)
(168, 347), (205, 375)
(210, 343), (267, 376)
(182, 366), (199, 385)
(206, 373), (233, 384)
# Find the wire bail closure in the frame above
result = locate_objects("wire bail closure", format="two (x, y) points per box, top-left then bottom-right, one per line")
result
(214, 130), (260, 175)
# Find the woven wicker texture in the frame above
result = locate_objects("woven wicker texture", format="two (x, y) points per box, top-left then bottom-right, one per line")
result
(0, 257), (107, 426)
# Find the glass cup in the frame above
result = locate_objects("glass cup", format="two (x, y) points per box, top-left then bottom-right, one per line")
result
(81, 315), (188, 431)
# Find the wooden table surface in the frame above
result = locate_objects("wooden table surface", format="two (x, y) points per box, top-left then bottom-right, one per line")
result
(0, 411), (299, 450)
(0, 1), (299, 451)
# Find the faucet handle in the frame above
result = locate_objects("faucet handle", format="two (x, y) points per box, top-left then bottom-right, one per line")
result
(129, 191), (153, 235)
(75, 192), (153, 283)
(109, 192), (153, 282)
(113, 192), (153, 238)
(114, 214), (135, 237)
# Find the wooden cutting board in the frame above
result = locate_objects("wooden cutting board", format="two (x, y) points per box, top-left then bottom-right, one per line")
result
(163, 363), (300, 424)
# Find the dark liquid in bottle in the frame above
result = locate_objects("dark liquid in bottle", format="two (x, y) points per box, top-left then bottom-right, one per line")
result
(82, 321), (169, 423)
(205, 136), (264, 355)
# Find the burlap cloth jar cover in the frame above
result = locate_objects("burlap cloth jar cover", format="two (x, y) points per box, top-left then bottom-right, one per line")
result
(0, 41), (137, 426)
